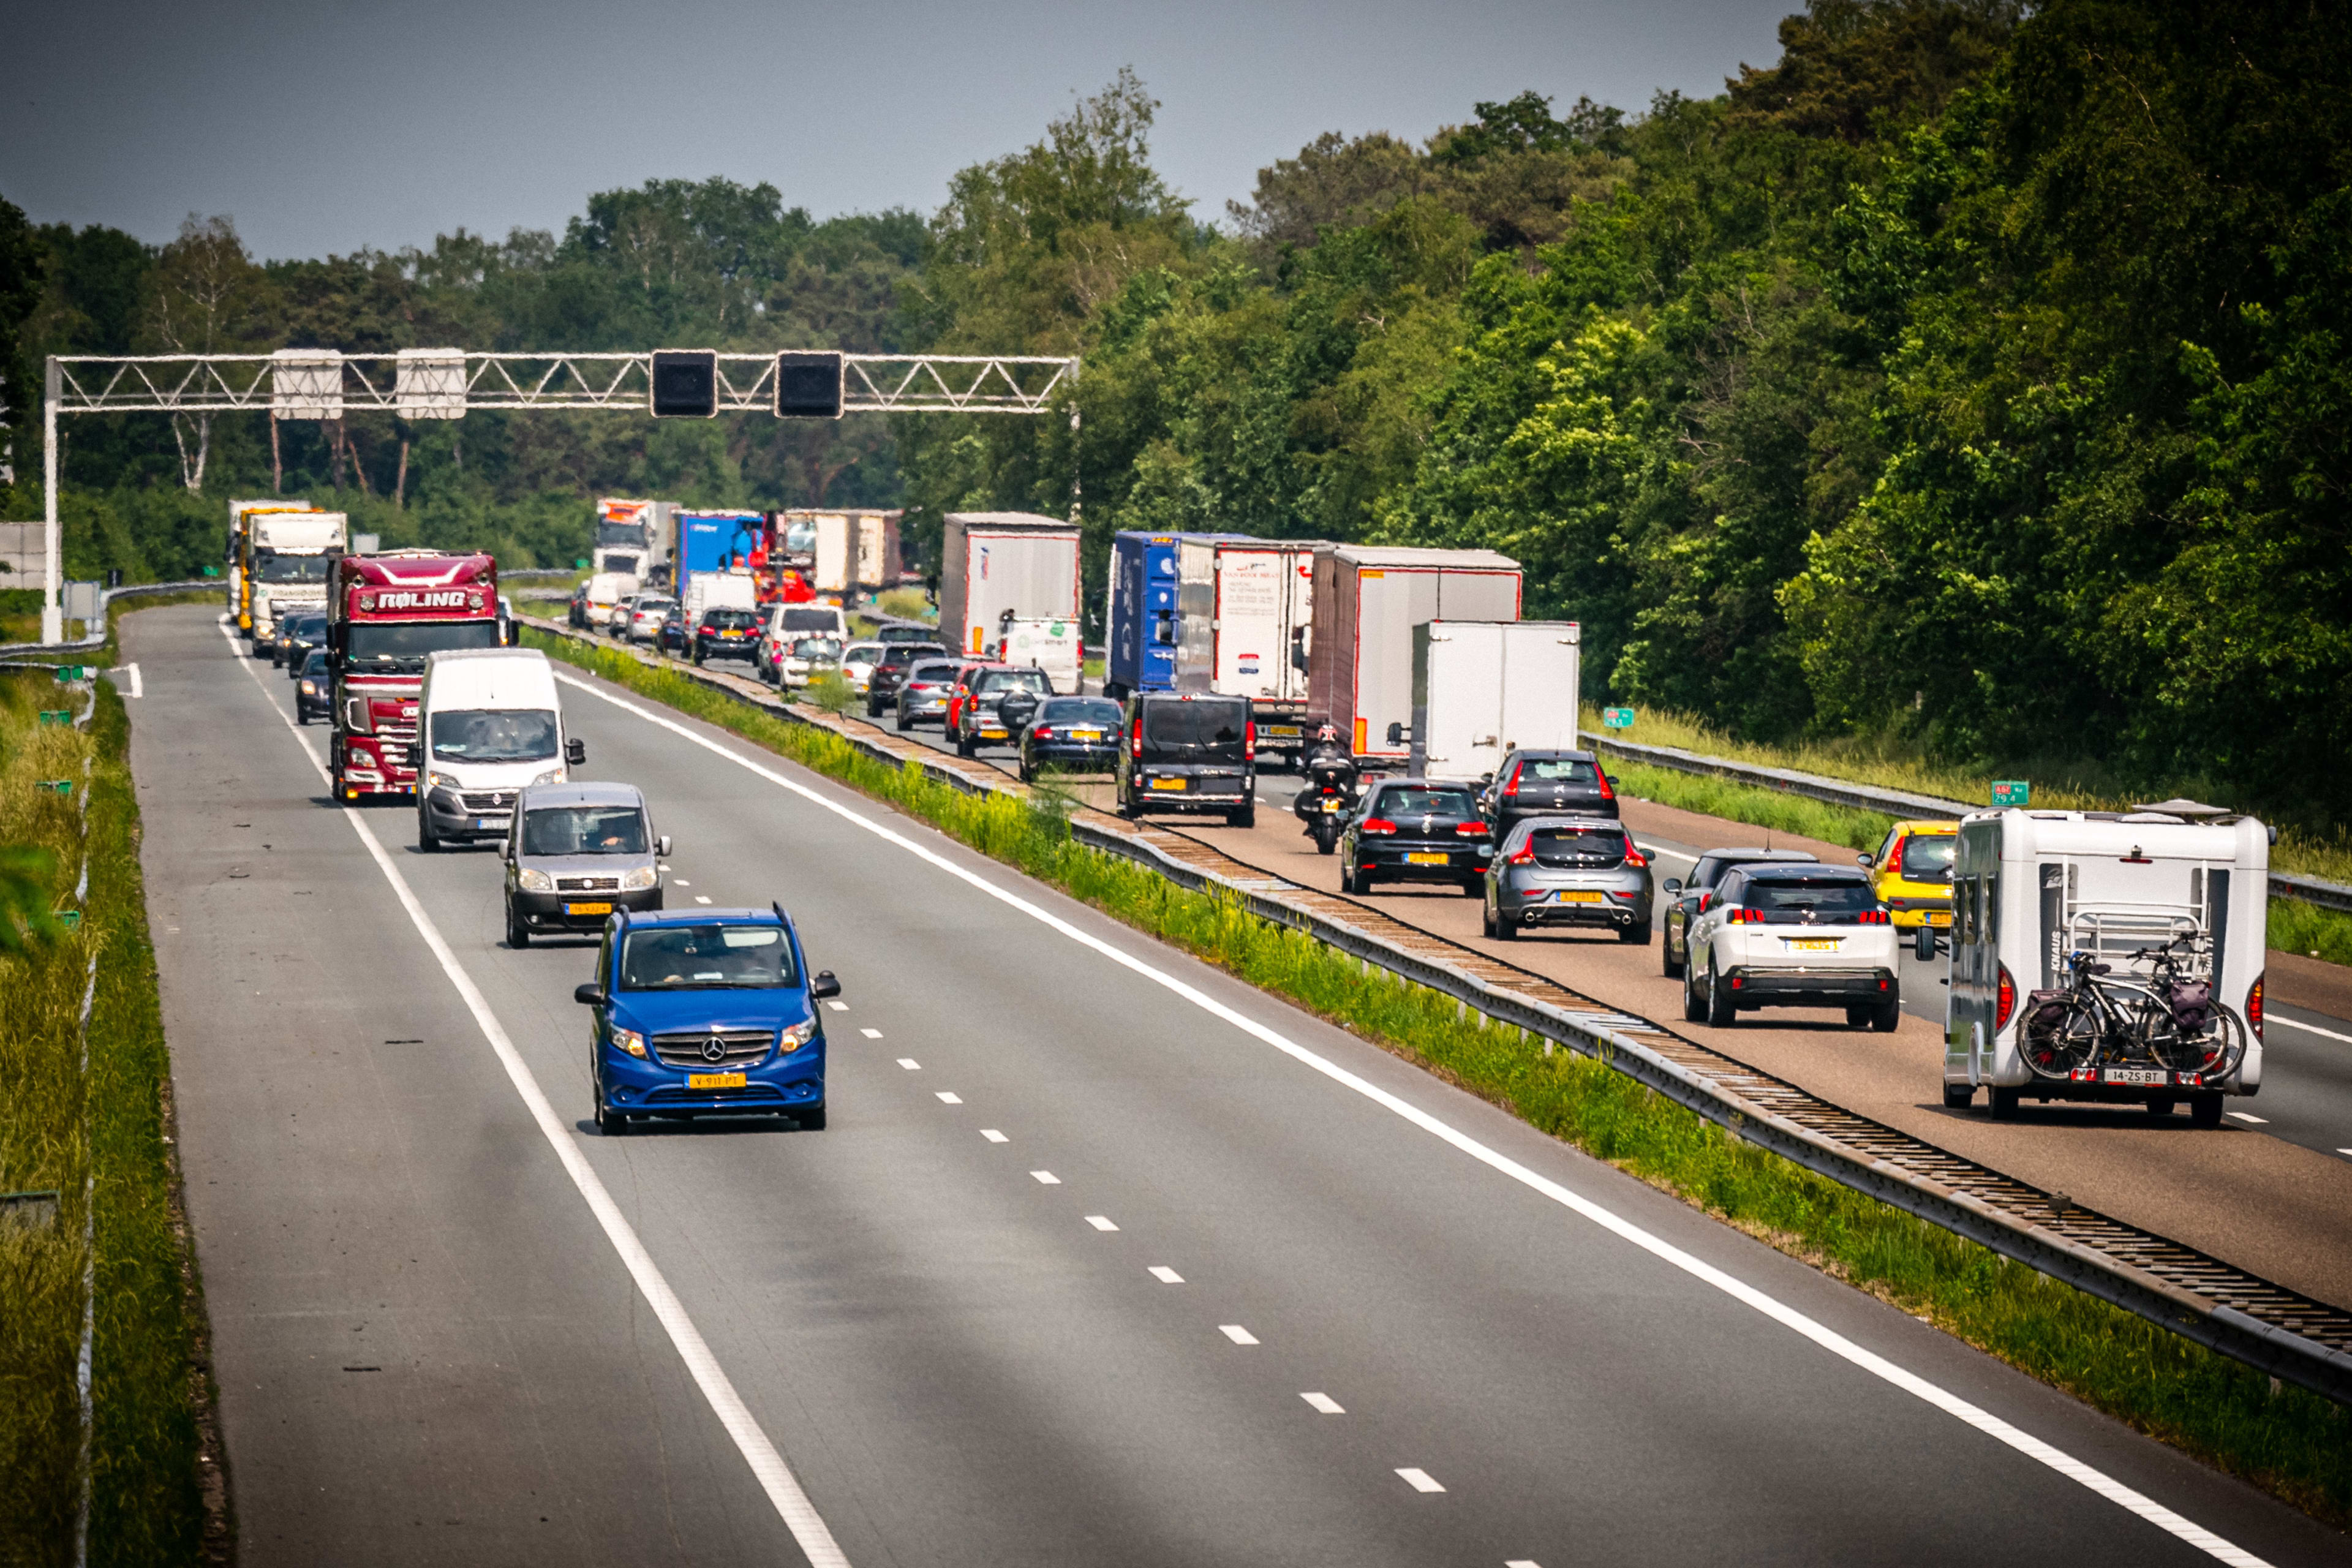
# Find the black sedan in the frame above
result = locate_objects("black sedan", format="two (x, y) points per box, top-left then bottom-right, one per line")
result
(278, 611), (329, 674)
(1339, 780), (1493, 896)
(293, 649), (333, 725)
(865, 641), (950, 718)
(1017, 696), (1123, 782)
(692, 608), (761, 665)
(1480, 748), (1619, 829)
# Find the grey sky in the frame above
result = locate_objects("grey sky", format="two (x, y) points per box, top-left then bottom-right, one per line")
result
(4, 0), (1796, 262)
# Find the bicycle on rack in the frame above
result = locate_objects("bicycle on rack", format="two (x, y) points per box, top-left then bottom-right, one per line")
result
(2017, 933), (2248, 1125)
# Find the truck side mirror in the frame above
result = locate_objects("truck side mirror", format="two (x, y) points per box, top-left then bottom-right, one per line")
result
(567, 737), (587, 767)
(1385, 722), (1405, 745)
(810, 970), (841, 1000)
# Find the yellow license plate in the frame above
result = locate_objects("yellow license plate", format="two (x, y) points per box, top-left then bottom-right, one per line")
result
(565, 901), (613, 916)
(1263, 725), (1302, 740)
(1558, 889), (1605, 903)
(720, 630), (744, 638)
(1405, 851), (1449, 865)
(1789, 938), (1841, 951)
(982, 728), (1006, 739)
(1321, 799), (1344, 812)
(686, 1071), (746, 1090)
(1150, 778), (1188, 791)
(1070, 729), (1102, 741)
(1929, 912), (1952, 927)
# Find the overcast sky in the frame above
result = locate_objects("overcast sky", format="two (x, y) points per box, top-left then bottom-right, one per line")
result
(4, 0), (1795, 262)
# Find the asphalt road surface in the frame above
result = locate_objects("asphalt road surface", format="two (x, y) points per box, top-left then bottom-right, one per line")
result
(129, 608), (2344, 1566)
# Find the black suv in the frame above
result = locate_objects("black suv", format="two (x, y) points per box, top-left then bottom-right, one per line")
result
(1659, 847), (1819, 978)
(1115, 693), (1255, 827)
(692, 607), (763, 666)
(1480, 748), (1619, 829)
(865, 641), (949, 718)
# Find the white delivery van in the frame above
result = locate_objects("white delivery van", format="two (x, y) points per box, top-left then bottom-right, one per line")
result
(682, 570), (758, 627)
(1412, 621), (1581, 783)
(768, 601), (848, 641)
(999, 616), (1082, 694)
(1945, 808), (2269, 1126)
(585, 571), (640, 631)
(416, 649), (584, 850)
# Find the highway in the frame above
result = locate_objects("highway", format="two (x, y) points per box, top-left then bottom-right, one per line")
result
(129, 605), (2344, 1566)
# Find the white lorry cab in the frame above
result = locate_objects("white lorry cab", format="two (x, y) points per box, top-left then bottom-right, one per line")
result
(417, 649), (584, 850)
(248, 510), (347, 654)
(1945, 807), (2269, 1126)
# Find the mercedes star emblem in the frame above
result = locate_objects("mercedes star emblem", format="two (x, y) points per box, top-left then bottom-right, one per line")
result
(702, 1036), (728, 1063)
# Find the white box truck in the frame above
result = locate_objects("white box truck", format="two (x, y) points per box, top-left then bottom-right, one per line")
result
(1945, 808), (2269, 1125)
(248, 510), (347, 656)
(805, 510), (906, 598)
(938, 512), (1082, 658)
(1172, 538), (1321, 763)
(1306, 546), (1523, 768)
(682, 570), (758, 627)
(1412, 620), (1580, 783)
(227, 499), (315, 636)
(416, 647), (582, 848)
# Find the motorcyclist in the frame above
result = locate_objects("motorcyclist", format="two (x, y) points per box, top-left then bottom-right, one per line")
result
(1294, 724), (1357, 851)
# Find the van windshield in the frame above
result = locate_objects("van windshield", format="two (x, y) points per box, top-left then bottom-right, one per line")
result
(431, 708), (557, 763)
(620, 925), (797, 990)
(1143, 700), (1247, 749)
(522, 807), (647, 856)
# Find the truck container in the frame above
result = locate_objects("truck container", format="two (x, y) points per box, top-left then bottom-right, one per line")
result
(938, 512), (1082, 659)
(594, 497), (676, 585)
(326, 551), (501, 800)
(248, 510), (349, 655)
(1174, 537), (1321, 764)
(1306, 546), (1522, 767)
(1945, 809), (2269, 1124)
(1411, 620), (1580, 783)
(1106, 532), (1182, 698)
(793, 510), (904, 598)
(416, 647), (581, 849)
(227, 499), (314, 635)
(676, 510), (764, 606)
(998, 616), (1083, 694)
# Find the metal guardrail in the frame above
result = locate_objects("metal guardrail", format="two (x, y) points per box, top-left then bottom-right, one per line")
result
(1580, 730), (2352, 915)
(522, 614), (2352, 1405)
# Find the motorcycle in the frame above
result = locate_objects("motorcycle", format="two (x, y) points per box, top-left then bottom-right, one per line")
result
(1294, 748), (1357, 854)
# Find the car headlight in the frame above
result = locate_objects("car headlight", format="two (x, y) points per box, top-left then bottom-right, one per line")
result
(532, 769), (566, 785)
(619, 866), (657, 891)
(518, 868), (555, 892)
(428, 771), (459, 789)
(299, 680), (316, 695)
(611, 1027), (647, 1059)
(778, 1017), (818, 1053)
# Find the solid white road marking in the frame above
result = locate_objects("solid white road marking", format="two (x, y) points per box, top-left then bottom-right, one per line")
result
(552, 665), (2275, 1568)
(1638, 842), (1695, 864)
(1148, 1265), (1183, 1284)
(935, 1091), (962, 1105)
(120, 663), (142, 698)
(1219, 1324), (1257, 1346)
(2269, 1012), (2352, 1044)
(225, 627), (850, 1567)
(981, 1129), (1008, 1144)
(1300, 1392), (1344, 1414)
(859, 1027), (883, 1039)
(896, 1058), (920, 1070)
(2337, 1149), (2352, 1159)
(1396, 1468), (1445, 1493)
(2225, 1112), (2268, 1125)
(1030, 1170), (1060, 1185)
(1085, 1215), (1119, 1231)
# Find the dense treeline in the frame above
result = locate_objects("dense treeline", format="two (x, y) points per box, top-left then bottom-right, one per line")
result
(2, 0), (2347, 817)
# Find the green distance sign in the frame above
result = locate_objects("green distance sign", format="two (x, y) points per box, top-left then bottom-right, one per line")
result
(1601, 707), (1636, 729)
(1992, 780), (2031, 807)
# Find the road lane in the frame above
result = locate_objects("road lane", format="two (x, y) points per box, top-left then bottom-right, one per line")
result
(135, 608), (2344, 1566)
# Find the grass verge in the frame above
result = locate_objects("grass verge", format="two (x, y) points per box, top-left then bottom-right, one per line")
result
(1609, 757), (1896, 853)
(0, 666), (210, 1563)
(527, 627), (2352, 1525)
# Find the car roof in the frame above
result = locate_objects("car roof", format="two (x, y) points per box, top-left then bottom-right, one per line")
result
(1700, 848), (1819, 862)
(1510, 813), (1626, 828)
(516, 781), (646, 810)
(1740, 864), (1870, 882)
(1506, 748), (1596, 761)
(620, 906), (785, 929)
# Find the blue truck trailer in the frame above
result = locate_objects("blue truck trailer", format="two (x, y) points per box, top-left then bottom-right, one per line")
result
(1105, 532), (1182, 699)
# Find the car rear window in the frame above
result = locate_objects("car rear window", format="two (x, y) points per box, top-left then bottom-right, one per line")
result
(1522, 825), (1628, 865)
(978, 668), (1053, 696)
(1518, 758), (1597, 783)
(1376, 787), (1478, 818)
(1039, 698), (1121, 726)
(908, 662), (959, 683)
(779, 608), (839, 633)
(1743, 878), (1879, 919)
(620, 924), (797, 990)
(1901, 834), (1956, 883)
(522, 806), (647, 856)
(703, 609), (759, 629)
(1142, 700), (1248, 747)
(881, 644), (946, 666)
(843, 644), (884, 664)
(791, 638), (843, 659)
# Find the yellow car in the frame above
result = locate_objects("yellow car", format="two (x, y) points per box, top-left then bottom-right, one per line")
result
(1863, 820), (1958, 929)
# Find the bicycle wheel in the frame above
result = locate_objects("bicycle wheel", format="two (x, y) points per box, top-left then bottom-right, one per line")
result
(2141, 997), (2247, 1078)
(2021, 995), (2100, 1079)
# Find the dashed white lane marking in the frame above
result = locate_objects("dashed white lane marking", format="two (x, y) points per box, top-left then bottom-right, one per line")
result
(2226, 1111), (2268, 1125)
(935, 1091), (962, 1105)
(1219, 1324), (1257, 1346)
(1085, 1215), (1119, 1231)
(1300, 1392), (1344, 1414)
(553, 665), (2276, 1568)
(1030, 1170), (1060, 1185)
(981, 1129), (1008, 1144)
(121, 663), (142, 698)
(2269, 1012), (2352, 1044)
(1396, 1468), (1445, 1493)
(223, 625), (850, 1567)
(674, 879), (692, 886)
(859, 1027), (883, 1039)
(896, 1058), (920, 1070)
(694, 895), (713, 905)
(1148, 1266), (1183, 1284)
(825, 1000), (849, 1012)
(1507, 1559), (1542, 1567)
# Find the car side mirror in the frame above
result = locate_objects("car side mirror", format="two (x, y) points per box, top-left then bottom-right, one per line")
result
(567, 737), (587, 767)
(1856, 852), (1875, 869)
(1663, 878), (1682, 894)
(1478, 771), (1493, 786)
(573, 983), (606, 1006)
(810, 970), (841, 1000)
(498, 840), (511, 861)
(656, 835), (671, 858)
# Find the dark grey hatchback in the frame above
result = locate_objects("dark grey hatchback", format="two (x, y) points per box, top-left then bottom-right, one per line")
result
(1480, 749), (1618, 829)
(503, 782), (670, 946)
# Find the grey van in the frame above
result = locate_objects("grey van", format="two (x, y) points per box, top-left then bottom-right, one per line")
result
(1115, 692), (1256, 827)
(502, 782), (670, 947)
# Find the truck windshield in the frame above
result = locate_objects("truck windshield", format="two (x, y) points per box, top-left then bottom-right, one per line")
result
(597, 522), (649, 548)
(522, 806), (646, 856)
(345, 620), (501, 667)
(431, 709), (557, 763)
(257, 554), (334, 582)
(1144, 700), (1248, 748)
(620, 925), (797, 990)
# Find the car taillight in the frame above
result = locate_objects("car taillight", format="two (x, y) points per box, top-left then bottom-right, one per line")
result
(1245, 720), (1255, 761)
(1597, 771), (1616, 800)
(1724, 907), (1757, 924)
(2248, 974), (2264, 1041)
(1455, 822), (1488, 837)
(1362, 818), (1398, 835)
(1996, 964), (2016, 1033)
(1502, 762), (1523, 798)
(1856, 909), (1889, 924)
(1621, 840), (1646, 868)
(1131, 715), (1144, 759)
(1031, 726), (1054, 740)
(1507, 845), (1536, 865)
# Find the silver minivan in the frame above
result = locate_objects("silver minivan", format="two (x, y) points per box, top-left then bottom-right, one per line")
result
(502, 782), (669, 947)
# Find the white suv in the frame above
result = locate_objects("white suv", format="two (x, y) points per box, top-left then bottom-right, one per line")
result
(1681, 865), (1899, 1030)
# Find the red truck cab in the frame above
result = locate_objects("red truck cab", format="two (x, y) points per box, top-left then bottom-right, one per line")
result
(326, 551), (501, 799)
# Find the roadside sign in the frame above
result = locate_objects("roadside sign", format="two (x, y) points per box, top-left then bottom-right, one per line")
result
(1601, 706), (1636, 729)
(575, 558), (589, 569)
(37, 711), (70, 726)
(1992, 780), (2030, 807)
(201, 565), (220, 578)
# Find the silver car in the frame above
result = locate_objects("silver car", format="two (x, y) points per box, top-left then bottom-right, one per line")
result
(892, 658), (961, 731)
(624, 595), (675, 646)
(1481, 815), (1654, 943)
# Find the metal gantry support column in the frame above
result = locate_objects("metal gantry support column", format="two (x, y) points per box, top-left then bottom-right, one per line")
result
(42, 358), (61, 644)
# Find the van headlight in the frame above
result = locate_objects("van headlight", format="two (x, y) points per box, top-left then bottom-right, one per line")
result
(427, 771), (459, 789)
(778, 1017), (818, 1052)
(532, 769), (566, 785)
(610, 1027), (647, 1059)
(619, 866), (657, 891)
(517, 868), (555, 892)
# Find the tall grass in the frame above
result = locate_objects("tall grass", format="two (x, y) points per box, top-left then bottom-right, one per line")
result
(1608, 758), (1896, 852)
(528, 628), (2352, 1523)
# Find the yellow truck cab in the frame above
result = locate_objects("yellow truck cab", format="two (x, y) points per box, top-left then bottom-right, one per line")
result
(1864, 820), (1959, 929)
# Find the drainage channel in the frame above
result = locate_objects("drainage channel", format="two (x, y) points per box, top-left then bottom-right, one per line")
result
(526, 614), (2352, 1401)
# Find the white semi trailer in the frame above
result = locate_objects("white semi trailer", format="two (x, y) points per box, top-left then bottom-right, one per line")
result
(1172, 537), (1321, 764)
(1305, 545), (1523, 769)
(1411, 620), (1581, 783)
(938, 512), (1081, 659)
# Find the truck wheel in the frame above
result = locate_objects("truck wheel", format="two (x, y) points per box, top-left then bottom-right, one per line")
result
(506, 901), (530, 948)
(2188, 1091), (2225, 1129)
(1988, 1085), (2021, 1120)
(1705, 962), (1738, 1028)
(1942, 1083), (1973, 1109)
